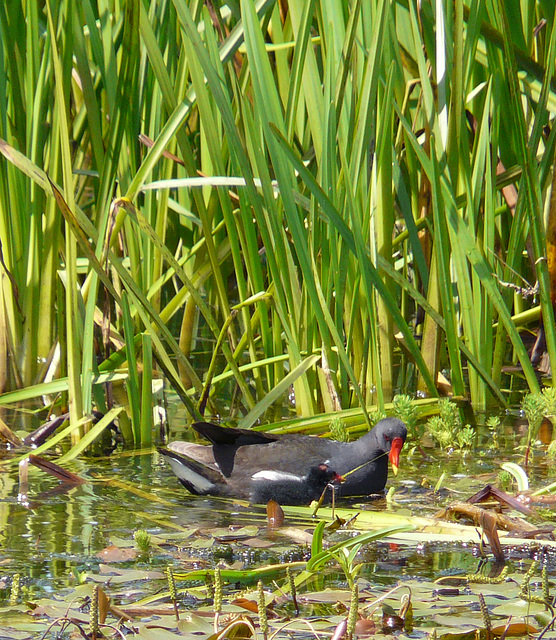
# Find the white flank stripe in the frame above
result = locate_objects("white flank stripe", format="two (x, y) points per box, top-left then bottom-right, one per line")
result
(251, 470), (304, 483)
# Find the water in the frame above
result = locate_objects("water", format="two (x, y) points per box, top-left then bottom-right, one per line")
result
(0, 401), (554, 637)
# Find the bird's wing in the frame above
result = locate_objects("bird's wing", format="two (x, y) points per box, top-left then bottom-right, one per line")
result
(228, 435), (332, 471)
(167, 441), (219, 469)
(193, 422), (279, 446)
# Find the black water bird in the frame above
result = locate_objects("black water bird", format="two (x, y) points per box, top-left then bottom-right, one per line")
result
(159, 417), (407, 504)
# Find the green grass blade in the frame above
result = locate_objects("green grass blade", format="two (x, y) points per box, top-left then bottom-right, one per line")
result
(238, 354), (321, 429)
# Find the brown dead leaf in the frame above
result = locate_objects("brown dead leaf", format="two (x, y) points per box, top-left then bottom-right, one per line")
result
(108, 603), (134, 622)
(277, 527), (314, 545)
(266, 500), (284, 528)
(478, 509), (504, 562)
(491, 621), (539, 636)
(230, 597), (259, 614)
(355, 617), (377, 636)
(98, 587), (110, 624)
(230, 598), (277, 618)
(467, 484), (535, 516)
(0, 417), (22, 447)
(331, 619), (348, 640)
(23, 413), (69, 447)
(435, 501), (538, 533)
(96, 545), (138, 562)
(240, 538), (275, 549)
(206, 615), (256, 639)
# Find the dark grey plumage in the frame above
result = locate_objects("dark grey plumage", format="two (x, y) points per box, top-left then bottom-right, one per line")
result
(159, 417), (407, 503)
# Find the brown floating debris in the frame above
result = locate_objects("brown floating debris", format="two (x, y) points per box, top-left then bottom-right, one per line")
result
(331, 619), (348, 640)
(23, 412), (69, 447)
(435, 501), (539, 535)
(527, 493), (556, 505)
(266, 500), (284, 528)
(231, 597), (259, 614)
(18, 459), (28, 503)
(0, 417), (23, 447)
(491, 621), (539, 637)
(434, 501), (505, 562)
(467, 484), (536, 516)
(478, 509), (504, 562)
(96, 545), (138, 562)
(28, 454), (87, 485)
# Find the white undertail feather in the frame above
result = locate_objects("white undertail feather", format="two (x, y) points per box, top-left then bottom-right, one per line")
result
(166, 457), (215, 493)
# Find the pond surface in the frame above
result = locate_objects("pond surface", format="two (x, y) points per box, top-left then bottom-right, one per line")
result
(0, 401), (555, 638)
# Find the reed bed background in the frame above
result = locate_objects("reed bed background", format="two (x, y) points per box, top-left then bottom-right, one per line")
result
(1, 0), (555, 444)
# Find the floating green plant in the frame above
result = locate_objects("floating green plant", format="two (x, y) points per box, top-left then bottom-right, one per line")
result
(425, 398), (473, 450)
(134, 529), (151, 554)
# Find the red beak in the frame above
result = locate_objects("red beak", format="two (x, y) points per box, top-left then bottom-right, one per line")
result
(333, 472), (345, 484)
(388, 437), (404, 476)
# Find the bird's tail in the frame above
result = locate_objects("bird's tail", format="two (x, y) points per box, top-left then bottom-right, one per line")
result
(158, 447), (223, 495)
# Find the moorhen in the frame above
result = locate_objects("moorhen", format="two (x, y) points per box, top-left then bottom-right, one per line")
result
(161, 448), (342, 504)
(159, 417), (407, 504)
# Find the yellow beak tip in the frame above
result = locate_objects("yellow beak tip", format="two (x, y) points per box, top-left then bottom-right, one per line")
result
(392, 464), (399, 476)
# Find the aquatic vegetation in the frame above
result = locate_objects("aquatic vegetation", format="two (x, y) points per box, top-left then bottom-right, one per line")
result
(134, 529), (152, 555)
(329, 415), (349, 443)
(393, 394), (421, 440)
(522, 392), (547, 436)
(0, 504), (553, 639)
(0, 419), (556, 638)
(425, 398), (474, 450)
(1, 0), (556, 450)
(2, 0), (556, 633)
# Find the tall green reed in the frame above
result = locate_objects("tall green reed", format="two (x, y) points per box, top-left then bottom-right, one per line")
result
(1, 0), (555, 454)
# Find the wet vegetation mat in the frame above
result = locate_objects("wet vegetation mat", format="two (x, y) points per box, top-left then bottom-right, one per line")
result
(2, 564), (553, 639)
(1, 395), (556, 639)
(1, 467), (556, 640)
